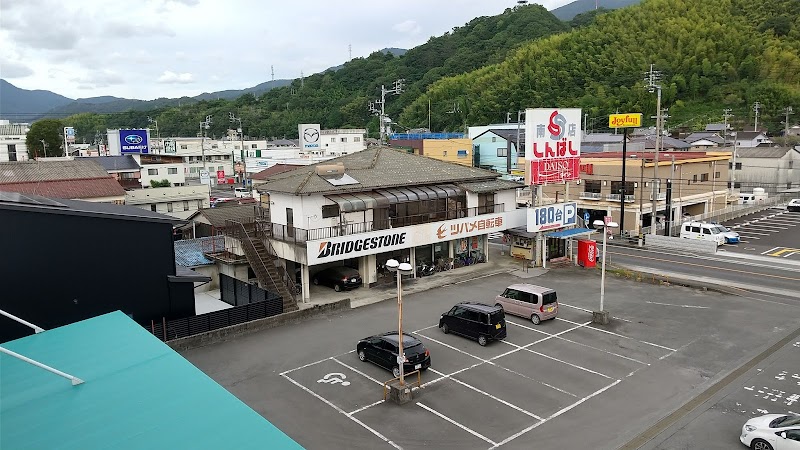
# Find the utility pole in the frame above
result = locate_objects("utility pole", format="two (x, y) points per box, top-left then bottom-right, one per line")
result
(645, 64), (662, 235)
(784, 106), (794, 138)
(148, 117), (160, 154)
(753, 101), (761, 131)
(368, 78), (405, 145)
(230, 112), (247, 187)
(200, 115), (212, 184)
(271, 65), (274, 82)
(722, 109), (733, 147)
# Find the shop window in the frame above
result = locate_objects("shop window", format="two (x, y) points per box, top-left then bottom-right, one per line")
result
(584, 180), (601, 193)
(322, 204), (339, 218)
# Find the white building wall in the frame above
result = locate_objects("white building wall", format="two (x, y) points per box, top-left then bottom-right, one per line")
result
(126, 185), (210, 219)
(320, 129), (367, 156)
(0, 121), (30, 162)
(496, 190), (518, 213)
(140, 163), (187, 187)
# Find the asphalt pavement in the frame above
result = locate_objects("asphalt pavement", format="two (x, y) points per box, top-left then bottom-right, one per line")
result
(719, 208), (800, 261)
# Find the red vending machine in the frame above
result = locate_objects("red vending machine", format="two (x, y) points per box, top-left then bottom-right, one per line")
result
(577, 239), (597, 268)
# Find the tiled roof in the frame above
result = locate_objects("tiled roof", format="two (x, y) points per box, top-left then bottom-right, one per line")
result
(734, 131), (767, 140)
(174, 236), (223, 267)
(685, 133), (724, 144)
(0, 178), (126, 199)
(0, 159), (112, 183)
(259, 146), (504, 195)
(197, 204), (262, 228)
(250, 164), (304, 181)
(629, 135), (691, 149)
(79, 156), (141, 172)
(456, 179), (524, 193)
(735, 147), (794, 158)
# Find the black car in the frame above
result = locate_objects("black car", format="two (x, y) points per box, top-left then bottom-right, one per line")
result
(312, 266), (362, 292)
(356, 332), (431, 378)
(439, 302), (506, 346)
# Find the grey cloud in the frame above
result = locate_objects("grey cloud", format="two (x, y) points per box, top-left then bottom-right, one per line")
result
(70, 70), (125, 88)
(0, 58), (34, 78)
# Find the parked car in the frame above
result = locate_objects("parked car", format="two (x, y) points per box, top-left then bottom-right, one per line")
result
(788, 199), (800, 212)
(356, 332), (431, 377)
(312, 266), (362, 292)
(740, 413), (800, 449)
(234, 187), (252, 198)
(439, 302), (506, 346)
(710, 223), (740, 244)
(679, 221), (726, 246)
(495, 283), (558, 325)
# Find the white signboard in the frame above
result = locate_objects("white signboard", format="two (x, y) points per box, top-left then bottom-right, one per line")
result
(199, 170), (210, 186)
(307, 209), (526, 265)
(524, 108), (582, 185)
(299, 124), (321, 150)
(527, 202), (577, 233)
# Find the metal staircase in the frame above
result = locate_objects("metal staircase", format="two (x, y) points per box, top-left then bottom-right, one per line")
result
(227, 220), (299, 313)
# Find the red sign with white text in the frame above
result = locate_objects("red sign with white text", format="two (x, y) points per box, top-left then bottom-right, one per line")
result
(530, 157), (580, 184)
(525, 108), (582, 185)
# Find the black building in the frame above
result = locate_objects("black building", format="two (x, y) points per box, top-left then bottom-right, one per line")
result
(0, 192), (208, 342)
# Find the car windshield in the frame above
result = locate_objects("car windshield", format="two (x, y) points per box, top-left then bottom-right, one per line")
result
(405, 342), (425, 355)
(713, 226), (728, 233)
(489, 310), (504, 324)
(770, 415), (800, 427)
(542, 292), (557, 305)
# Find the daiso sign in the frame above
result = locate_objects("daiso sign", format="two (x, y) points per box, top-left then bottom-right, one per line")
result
(525, 108), (581, 185)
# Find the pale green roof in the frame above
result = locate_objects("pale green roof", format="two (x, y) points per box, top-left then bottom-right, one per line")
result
(0, 311), (302, 450)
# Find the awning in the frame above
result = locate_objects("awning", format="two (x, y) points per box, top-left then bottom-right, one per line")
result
(324, 192), (386, 212)
(545, 228), (597, 239)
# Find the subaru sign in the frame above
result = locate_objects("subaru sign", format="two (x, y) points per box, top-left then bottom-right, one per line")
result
(527, 202), (577, 232)
(119, 129), (149, 154)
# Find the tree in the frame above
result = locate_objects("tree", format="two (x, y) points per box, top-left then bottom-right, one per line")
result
(25, 119), (64, 158)
(150, 179), (172, 188)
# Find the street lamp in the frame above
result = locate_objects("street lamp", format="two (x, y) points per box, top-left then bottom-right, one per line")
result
(385, 258), (413, 385)
(592, 219), (619, 324)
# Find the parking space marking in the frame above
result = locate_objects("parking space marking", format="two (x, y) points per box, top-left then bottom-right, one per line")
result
(414, 332), (489, 363)
(646, 301), (710, 309)
(766, 247), (800, 257)
(762, 246), (783, 255)
(412, 324), (439, 333)
(348, 399), (385, 416)
(417, 402), (498, 446)
(332, 357), (384, 386)
(732, 229), (770, 235)
(428, 368), (544, 420)
(559, 302), (632, 322)
(490, 379), (622, 449)
(499, 339), (612, 379)
(282, 373), (402, 449)
(546, 334), (649, 366)
(556, 317), (677, 352)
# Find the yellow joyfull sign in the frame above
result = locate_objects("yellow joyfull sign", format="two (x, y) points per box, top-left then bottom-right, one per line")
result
(608, 113), (643, 128)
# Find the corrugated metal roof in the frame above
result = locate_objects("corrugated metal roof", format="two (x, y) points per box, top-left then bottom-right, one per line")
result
(0, 311), (302, 449)
(0, 178), (126, 199)
(735, 147), (794, 158)
(197, 204), (262, 228)
(259, 146), (506, 195)
(456, 179), (524, 193)
(0, 159), (112, 183)
(0, 192), (181, 224)
(174, 236), (223, 267)
(79, 156), (141, 172)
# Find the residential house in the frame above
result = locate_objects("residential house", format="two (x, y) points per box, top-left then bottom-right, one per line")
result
(389, 133), (472, 167)
(471, 129), (523, 173)
(727, 147), (799, 194)
(133, 153), (187, 187)
(0, 159), (126, 203)
(0, 192), (207, 343)
(126, 185), (211, 219)
(0, 120), (29, 162)
(732, 131), (772, 148)
(80, 155), (141, 189)
(629, 135), (692, 151)
(684, 132), (726, 149)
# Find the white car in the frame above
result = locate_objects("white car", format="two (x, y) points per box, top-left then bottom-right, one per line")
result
(711, 223), (740, 244)
(740, 414), (800, 449)
(788, 199), (800, 212)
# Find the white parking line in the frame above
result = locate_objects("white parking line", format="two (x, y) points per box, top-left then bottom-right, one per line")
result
(332, 357), (384, 386)
(282, 373), (402, 449)
(428, 368), (543, 420)
(490, 379), (622, 449)
(646, 301), (711, 309)
(559, 302), (632, 322)
(414, 332), (488, 363)
(762, 247), (783, 255)
(556, 317), (677, 352)
(348, 399), (385, 416)
(417, 402), (498, 446)
(500, 340), (612, 379)
(412, 324), (439, 333)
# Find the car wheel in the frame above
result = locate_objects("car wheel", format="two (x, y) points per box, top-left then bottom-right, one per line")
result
(358, 350), (366, 362)
(478, 335), (488, 346)
(334, 284), (342, 292)
(392, 366), (401, 378)
(751, 439), (773, 450)
(441, 323), (449, 334)
(312, 278), (319, 285)
(531, 314), (541, 325)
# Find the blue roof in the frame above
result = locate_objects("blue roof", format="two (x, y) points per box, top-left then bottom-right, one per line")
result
(0, 311), (302, 450)
(546, 228), (596, 238)
(174, 236), (223, 267)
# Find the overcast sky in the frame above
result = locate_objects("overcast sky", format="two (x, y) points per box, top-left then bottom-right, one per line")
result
(1, 0), (573, 101)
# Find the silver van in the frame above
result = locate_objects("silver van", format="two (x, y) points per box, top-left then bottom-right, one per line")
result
(495, 283), (558, 325)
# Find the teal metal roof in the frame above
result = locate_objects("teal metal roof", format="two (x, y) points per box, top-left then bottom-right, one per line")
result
(0, 311), (302, 450)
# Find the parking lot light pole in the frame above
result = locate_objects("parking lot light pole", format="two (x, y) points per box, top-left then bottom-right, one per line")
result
(385, 259), (413, 386)
(593, 219), (619, 324)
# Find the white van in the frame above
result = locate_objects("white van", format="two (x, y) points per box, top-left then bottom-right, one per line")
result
(234, 187), (252, 198)
(739, 193), (755, 205)
(679, 221), (725, 246)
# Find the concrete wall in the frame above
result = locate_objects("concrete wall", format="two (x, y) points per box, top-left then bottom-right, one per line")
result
(166, 298), (351, 351)
(645, 234), (717, 254)
(421, 139), (473, 166)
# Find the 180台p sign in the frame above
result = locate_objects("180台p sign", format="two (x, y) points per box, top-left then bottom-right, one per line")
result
(527, 202), (577, 233)
(525, 108), (582, 185)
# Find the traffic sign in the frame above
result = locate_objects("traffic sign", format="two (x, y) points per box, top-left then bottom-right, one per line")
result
(584, 211), (590, 224)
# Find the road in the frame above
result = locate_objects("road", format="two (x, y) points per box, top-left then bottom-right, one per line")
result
(606, 244), (800, 303)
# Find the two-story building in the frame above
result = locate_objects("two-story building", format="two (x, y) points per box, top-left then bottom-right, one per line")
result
(727, 147), (800, 194)
(126, 185), (211, 219)
(80, 155), (142, 189)
(389, 133), (473, 167)
(0, 120), (29, 162)
(133, 154), (187, 187)
(254, 147), (525, 303)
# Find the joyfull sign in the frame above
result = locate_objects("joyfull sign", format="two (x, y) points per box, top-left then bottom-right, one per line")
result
(527, 202), (577, 232)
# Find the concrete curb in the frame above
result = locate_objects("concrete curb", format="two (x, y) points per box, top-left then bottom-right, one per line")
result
(167, 298), (351, 352)
(606, 264), (743, 296)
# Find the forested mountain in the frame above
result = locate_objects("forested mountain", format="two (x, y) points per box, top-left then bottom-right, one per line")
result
(61, 4), (568, 142)
(0, 79), (72, 122)
(403, 0), (800, 133)
(551, 0), (641, 21)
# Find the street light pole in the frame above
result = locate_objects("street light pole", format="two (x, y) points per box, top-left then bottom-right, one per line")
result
(199, 115), (212, 184)
(385, 259), (413, 386)
(593, 219), (618, 324)
(230, 112), (247, 187)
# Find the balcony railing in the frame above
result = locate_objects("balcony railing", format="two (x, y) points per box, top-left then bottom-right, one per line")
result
(580, 192), (602, 200)
(269, 204), (506, 245)
(650, 193), (667, 201)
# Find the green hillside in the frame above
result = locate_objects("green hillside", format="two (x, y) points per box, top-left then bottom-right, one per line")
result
(402, 0), (800, 133)
(62, 4), (568, 142)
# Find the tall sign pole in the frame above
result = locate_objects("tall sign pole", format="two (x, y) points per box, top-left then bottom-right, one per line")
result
(608, 113), (642, 236)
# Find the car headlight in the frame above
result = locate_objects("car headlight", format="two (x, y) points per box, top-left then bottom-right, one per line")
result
(745, 425), (757, 432)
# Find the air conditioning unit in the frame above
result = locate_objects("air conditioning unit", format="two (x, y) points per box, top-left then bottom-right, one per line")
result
(316, 163), (345, 177)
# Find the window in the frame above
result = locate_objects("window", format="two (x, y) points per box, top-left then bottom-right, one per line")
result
(148, 169), (158, 175)
(211, 144), (218, 149)
(251, 144), (257, 149)
(150, 204), (157, 212)
(322, 204), (339, 218)
(497, 148), (508, 157)
(189, 167), (197, 173)
(692, 174), (698, 182)
(167, 203), (173, 213)
(180, 145), (188, 149)
(715, 171), (721, 179)
(8, 144), (16, 161)
(235, 145), (240, 150)
(735, 162), (742, 170)
(491, 137), (497, 142)
(584, 180), (602, 193)
(457, 149), (468, 158)
(183, 201), (189, 211)
(354, 137), (361, 142)
(443, 151), (448, 157)
(331, 137), (336, 143)
(700, 173), (709, 182)
(691, 226), (700, 233)
(218, 166), (224, 171)
(197, 200), (203, 209)
(340, 137), (347, 142)
(789, 161), (793, 169)
(702, 227), (710, 235)
(168, 167), (178, 175)
(463, 310), (480, 322)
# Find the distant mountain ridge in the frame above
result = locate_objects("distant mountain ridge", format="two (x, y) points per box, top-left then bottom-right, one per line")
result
(551, 0), (642, 20)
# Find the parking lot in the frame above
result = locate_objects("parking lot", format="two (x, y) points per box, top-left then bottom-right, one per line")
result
(183, 268), (800, 449)
(721, 208), (800, 260)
